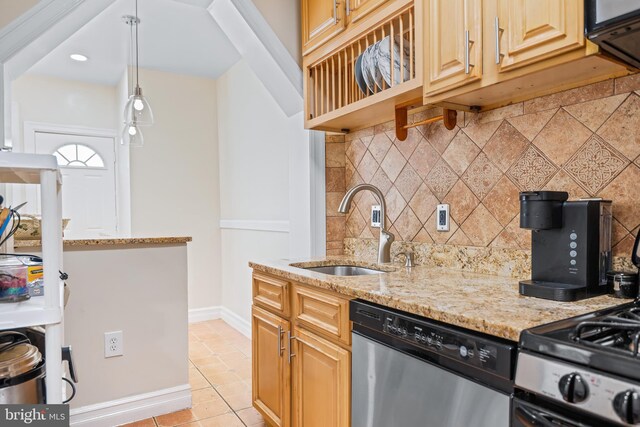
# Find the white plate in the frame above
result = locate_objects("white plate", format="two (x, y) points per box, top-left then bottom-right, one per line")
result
(370, 41), (385, 90)
(361, 44), (377, 94)
(377, 35), (412, 87)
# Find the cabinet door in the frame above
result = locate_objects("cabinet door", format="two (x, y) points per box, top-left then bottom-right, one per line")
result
(252, 306), (290, 427)
(496, 0), (583, 72)
(348, 0), (389, 24)
(302, 0), (346, 55)
(292, 327), (350, 427)
(424, 0), (483, 95)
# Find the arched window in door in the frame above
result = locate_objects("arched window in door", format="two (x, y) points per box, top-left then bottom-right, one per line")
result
(53, 143), (105, 168)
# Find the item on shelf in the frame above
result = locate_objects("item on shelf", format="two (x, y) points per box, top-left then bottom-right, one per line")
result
(378, 35), (412, 87)
(361, 44), (378, 94)
(14, 215), (70, 241)
(607, 270), (639, 298)
(0, 256), (28, 302)
(370, 42), (385, 90)
(355, 54), (369, 95)
(22, 257), (43, 298)
(0, 331), (45, 404)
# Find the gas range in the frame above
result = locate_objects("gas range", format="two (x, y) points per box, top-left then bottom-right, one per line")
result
(515, 300), (640, 426)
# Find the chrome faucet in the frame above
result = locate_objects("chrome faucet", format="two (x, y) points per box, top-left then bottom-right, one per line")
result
(338, 184), (395, 263)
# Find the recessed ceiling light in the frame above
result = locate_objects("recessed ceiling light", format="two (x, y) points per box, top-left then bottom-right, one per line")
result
(70, 54), (88, 62)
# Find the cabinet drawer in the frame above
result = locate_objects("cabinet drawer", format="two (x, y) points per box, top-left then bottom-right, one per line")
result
(293, 284), (350, 345)
(253, 273), (290, 317)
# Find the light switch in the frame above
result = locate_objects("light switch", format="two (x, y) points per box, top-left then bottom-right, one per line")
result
(436, 204), (449, 231)
(371, 205), (381, 227)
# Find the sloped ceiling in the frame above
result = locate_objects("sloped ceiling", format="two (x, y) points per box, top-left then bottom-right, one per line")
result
(27, 0), (241, 85)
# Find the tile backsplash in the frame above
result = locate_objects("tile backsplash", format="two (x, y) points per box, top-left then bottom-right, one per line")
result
(325, 74), (640, 261)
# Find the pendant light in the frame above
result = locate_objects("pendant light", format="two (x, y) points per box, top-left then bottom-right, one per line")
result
(122, 120), (144, 147)
(123, 0), (153, 128)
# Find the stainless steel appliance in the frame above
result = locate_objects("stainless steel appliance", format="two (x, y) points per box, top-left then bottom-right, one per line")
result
(585, 0), (640, 68)
(518, 191), (612, 301)
(0, 331), (45, 404)
(515, 302), (640, 426)
(350, 300), (516, 427)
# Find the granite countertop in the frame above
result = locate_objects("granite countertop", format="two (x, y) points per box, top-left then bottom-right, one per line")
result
(13, 236), (192, 248)
(249, 257), (625, 342)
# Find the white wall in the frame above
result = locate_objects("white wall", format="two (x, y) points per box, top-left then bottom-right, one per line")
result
(11, 74), (117, 148)
(129, 68), (221, 310)
(217, 59), (307, 324)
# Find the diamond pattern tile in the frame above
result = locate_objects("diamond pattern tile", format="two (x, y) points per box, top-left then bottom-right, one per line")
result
(599, 164), (640, 232)
(425, 159), (458, 200)
(395, 207), (422, 241)
(597, 93), (640, 161)
(421, 121), (457, 154)
(443, 180), (480, 224)
(507, 109), (555, 142)
(442, 131), (480, 175)
(532, 109), (592, 166)
(408, 139), (440, 179)
(369, 133), (392, 163)
(394, 164), (422, 202)
(564, 135), (628, 195)
(381, 145), (407, 182)
(346, 138), (367, 167)
(483, 122), (529, 172)
(460, 204), (503, 246)
(385, 186), (406, 224)
(409, 184), (439, 224)
(483, 176), (520, 227)
(507, 145), (558, 191)
(461, 153), (502, 199)
(461, 120), (501, 148)
(358, 151), (379, 182)
(334, 76), (640, 256)
(563, 93), (627, 132)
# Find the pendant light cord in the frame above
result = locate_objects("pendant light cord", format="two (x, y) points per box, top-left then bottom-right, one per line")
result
(135, 0), (140, 89)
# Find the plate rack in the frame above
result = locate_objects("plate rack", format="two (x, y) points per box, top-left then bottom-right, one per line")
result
(304, 2), (422, 131)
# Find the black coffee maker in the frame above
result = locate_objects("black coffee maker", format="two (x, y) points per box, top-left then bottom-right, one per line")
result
(519, 191), (612, 301)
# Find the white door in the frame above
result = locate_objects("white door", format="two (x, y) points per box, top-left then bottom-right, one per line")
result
(34, 132), (117, 239)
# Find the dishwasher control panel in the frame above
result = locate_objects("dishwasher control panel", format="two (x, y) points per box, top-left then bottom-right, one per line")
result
(351, 299), (516, 382)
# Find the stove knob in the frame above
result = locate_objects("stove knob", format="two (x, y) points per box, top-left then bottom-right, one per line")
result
(613, 390), (640, 424)
(558, 372), (589, 403)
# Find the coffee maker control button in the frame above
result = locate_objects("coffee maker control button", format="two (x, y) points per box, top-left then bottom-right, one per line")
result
(570, 250), (577, 258)
(570, 233), (578, 240)
(570, 260), (577, 266)
(570, 242), (577, 249)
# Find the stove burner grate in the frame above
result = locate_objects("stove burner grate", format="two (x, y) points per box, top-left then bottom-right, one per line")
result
(571, 308), (640, 357)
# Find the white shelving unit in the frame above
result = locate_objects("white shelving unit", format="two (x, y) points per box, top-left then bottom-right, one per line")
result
(0, 152), (64, 403)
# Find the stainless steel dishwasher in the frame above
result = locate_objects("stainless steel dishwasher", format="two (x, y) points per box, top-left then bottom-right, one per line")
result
(350, 300), (516, 427)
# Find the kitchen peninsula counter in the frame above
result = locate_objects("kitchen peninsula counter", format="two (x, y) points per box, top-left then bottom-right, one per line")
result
(250, 257), (622, 341)
(13, 236), (192, 248)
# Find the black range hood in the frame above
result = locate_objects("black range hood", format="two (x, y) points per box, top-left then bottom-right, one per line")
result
(585, 0), (640, 69)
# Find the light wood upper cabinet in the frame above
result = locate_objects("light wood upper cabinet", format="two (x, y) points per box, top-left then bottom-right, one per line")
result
(348, 0), (389, 23)
(302, 0), (347, 55)
(424, 0), (483, 95)
(292, 326), (351, 427)
(496, 0), (584, 72)
(252, 306), (291, 427)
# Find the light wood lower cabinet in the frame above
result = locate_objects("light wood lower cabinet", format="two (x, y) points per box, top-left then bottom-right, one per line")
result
(252, 273), (352, 427)
(292, 326), (351, 427)
(252, 306), (291, 427)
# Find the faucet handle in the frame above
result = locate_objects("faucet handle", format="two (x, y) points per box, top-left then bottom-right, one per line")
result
(395, 250), (415, 268)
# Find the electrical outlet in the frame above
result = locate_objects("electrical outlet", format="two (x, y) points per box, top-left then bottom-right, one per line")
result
(371, 205), (381, 227)
(436, 204), (450, 231)
(104, 331), (123, 358)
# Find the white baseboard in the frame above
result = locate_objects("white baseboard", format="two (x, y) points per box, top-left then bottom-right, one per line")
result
(70, 384), (191, 427)
(188, 306), (251, 339)
(188, 306), (221, 323)
(221, 307), (251, 338)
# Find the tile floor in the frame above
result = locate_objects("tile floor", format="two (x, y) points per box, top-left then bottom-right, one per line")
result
(123, 320), (265, 427)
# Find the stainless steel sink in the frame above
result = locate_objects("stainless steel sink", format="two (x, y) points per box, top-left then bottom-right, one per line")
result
(302, 265), (385, 276)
